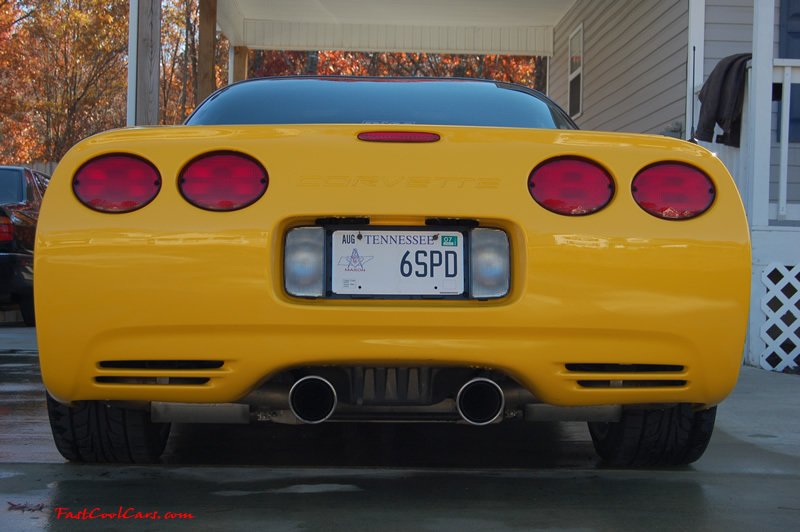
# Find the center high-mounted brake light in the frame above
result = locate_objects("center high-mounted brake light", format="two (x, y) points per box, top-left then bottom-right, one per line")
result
(357, 132), (441, 143)
(528, 158), (615, 216)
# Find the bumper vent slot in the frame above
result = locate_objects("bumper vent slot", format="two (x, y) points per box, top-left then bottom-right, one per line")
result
(96, 360), (222, 386)
(565, 363), (684, 373)
(566, 363), (687, 389)
(99, 360), (224, 370)
(95, 376), (209, 385)
(577, 379), (687, 388)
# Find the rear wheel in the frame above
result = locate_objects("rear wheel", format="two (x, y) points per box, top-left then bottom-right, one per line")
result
(46, 393), (171, 463)
(588, 404), (716, 466)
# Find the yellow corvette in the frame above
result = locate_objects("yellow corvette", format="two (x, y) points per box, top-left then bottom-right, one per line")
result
(37, 77), (750, 465)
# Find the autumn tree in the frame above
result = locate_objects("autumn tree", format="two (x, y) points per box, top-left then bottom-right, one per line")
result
(249, 50), (546, 91)
(0, 0), (128, 164)
(160, 0), (198, 124)
(0, 0), (37, 163)
(160, 0), (229, 125)
(1, 1), (549, 163)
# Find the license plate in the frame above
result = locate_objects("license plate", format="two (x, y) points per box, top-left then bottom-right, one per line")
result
(332, 229), (465, 296)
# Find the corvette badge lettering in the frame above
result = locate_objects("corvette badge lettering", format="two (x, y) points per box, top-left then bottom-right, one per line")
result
(298, 176), (500, 189)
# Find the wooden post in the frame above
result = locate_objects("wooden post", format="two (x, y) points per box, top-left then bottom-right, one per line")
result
(137, 0), (161, 125)
(198, 0), (218, 103)
(126, 1), (138, 126)
(127, 0), (161, 126)
(232, 46), (249, 83)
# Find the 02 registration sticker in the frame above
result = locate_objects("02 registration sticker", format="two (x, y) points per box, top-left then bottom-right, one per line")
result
(332, 230), (465, 296)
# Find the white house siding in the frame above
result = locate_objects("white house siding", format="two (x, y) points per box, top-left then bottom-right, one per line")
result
(704, 0), (798, 206)
(770, 126), (800, 205)
(551, 0), (688, 134)
(704, 0), (780, 77)
(242, 21), (554, 55)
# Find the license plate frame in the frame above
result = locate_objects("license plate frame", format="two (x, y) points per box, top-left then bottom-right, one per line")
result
(327, 226), (470, 299)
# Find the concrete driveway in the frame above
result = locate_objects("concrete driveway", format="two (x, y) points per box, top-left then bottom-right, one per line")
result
(1, 325), (798, 530)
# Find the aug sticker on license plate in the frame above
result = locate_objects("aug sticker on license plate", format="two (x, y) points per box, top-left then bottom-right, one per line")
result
(332, 230), (464, 296)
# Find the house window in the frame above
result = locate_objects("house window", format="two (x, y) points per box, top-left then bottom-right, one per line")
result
(780, 0), (800, 141)
(568, 24), (583, 118)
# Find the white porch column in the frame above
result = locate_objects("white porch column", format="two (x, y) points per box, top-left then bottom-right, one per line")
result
(748, 0), (775, 229)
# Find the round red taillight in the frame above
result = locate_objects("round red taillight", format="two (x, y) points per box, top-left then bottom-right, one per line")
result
(73, 155), (161, 213)
(528, 158), (615, 215)
(632, 163), (715, 220)
(179, 152), (268, 211)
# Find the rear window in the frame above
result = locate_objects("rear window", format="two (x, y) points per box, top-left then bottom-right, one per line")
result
(0, 168), (23, 204)
(187, 77), (576, 130)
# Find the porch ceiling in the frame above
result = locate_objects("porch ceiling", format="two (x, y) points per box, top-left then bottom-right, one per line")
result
(216, 0), (576, 56)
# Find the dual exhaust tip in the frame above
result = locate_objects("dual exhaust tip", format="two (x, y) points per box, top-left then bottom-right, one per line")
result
(288, 375), (505, 425)
(289, 376), (338, 424)
(455, 378), (505, 426)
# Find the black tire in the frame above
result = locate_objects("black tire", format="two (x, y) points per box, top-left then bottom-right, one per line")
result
(18, 295), (35, 327)
(46, 393), (171, 463)
(588, 404), (716, 467)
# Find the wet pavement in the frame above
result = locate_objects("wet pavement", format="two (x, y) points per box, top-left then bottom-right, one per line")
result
(1, 325), (799, 530)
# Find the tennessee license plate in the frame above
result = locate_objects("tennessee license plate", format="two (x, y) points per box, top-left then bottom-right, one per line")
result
(332, 229), (465, 296)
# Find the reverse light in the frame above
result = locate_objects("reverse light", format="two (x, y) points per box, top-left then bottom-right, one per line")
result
(73, 155), (161, 213)
(528, 158), (615, 215)
(632, 163), (715, 219)
(179, 152), (267, 211)
(285, 227), (325, 298)
(470, 229), (510, 299)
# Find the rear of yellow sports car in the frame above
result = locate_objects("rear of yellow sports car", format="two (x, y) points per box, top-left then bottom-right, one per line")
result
(36, 78), (750, 465)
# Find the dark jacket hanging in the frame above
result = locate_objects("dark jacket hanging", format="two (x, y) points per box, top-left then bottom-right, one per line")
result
(696, 53), (752, 147)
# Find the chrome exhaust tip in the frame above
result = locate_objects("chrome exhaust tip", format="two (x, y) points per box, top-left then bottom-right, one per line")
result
(288, 376), (337, 424)
(456, 378), (505, 425)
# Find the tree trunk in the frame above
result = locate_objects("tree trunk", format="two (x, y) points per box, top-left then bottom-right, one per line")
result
(180, 0), (191, 120)
(306, 51), (318, 75)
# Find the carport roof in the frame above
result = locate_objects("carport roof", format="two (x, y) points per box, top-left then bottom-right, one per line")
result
(216, 0), (576, 56)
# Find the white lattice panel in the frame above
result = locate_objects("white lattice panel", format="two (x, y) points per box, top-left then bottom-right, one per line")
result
(760, 264), (800, 371)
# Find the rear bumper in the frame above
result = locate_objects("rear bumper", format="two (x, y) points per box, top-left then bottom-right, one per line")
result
(41, 319), (740, 408)
(38, 209), (749, 408)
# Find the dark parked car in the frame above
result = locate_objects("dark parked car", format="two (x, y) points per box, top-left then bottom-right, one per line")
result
(1, 166), (48, 326)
